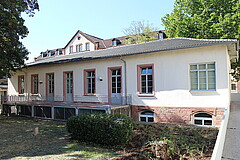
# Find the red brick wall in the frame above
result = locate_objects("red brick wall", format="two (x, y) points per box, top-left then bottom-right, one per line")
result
(131, 105), (224, 127)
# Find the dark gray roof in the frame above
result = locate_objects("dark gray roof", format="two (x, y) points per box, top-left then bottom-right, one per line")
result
(27, 38), (238, 67)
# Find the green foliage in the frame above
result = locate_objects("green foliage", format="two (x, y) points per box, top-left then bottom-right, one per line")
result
(123, 20), (159, 44)
(0, 0), (39, 77)
(162, 0), (239, 39)
(126, 123), (218, 159)
(66, 113), (133, 147)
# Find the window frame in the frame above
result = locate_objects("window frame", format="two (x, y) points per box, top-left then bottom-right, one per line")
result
(76, 44), (82, 52)
(194, 112), (213, 126)
(139, 111), (154, 123)
(18, 75), (25, 95)
(190, 62), (216, 91)
(137, 64), (154, 96)
(84, 69), (96, 96)
(46, 73), (54, 97)
(69, 45), (73, 54)
(31, 74), (39, 95)
(85, 43), (90, 51)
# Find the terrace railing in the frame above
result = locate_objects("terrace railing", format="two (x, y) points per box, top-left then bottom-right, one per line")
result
(3, 94), (132, 105)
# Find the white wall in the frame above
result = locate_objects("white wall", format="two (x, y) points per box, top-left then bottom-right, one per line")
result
(8, 44), (230, 108)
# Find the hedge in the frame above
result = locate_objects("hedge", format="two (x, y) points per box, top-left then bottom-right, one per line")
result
(66, 113), (133, 146)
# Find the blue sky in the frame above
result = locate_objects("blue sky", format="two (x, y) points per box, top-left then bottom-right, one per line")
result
(22, 0), (175, 62)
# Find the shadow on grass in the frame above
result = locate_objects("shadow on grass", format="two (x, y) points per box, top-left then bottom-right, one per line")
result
(0, 115), (119, 160)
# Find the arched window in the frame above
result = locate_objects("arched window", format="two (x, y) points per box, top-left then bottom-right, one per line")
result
(140, 111), (154, 122)
(194, 113), (212, 126)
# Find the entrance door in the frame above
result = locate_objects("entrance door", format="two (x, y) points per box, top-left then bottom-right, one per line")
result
(46, 73), (54, 101)
(64, 72), (73, 102)
(109, 68), (122, 104)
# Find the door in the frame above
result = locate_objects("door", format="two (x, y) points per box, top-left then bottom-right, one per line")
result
(46, 73), (54, 101)
(64, 72), (73, 102)
(109, 68), (122, 104)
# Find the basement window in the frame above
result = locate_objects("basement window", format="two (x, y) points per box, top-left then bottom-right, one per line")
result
(194, 113), (212, 126)
(140, 111), (154, 122)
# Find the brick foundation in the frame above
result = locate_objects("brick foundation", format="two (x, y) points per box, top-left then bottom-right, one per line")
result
(131, 105), (224, 127)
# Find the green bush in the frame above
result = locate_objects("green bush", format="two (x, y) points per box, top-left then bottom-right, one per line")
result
(66, 113), (133, 146)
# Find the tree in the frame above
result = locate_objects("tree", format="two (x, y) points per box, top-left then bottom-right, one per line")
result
(162, 0), (239, 39)
(123, 21), (159, 44)
(0, 0), (39, 77)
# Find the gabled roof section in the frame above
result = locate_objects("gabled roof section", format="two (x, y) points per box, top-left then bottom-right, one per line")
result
(64, 30), (104, 49)
(28, 38), (238, 67)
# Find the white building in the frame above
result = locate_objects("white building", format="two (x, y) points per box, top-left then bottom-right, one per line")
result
(6, 31), (239, 127)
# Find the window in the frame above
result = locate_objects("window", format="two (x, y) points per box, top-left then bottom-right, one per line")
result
(137, 64), (154, 95)
(158, 33), (164, 39)
(190, 63), (216, 91)
(78, 36), (81, 40)
(31, 74), (38, 94)
(112, 40), (117, 46)
(69, 46), (73, 54)
(18, 75), (24, 94)
(84, 69), (95, 95)
(194, 113), (212, 126)
(76, 44), (82, 52)
(140, 111), (154, 122)
(85, 43), (90, 51)
(231, 81), (237, 93)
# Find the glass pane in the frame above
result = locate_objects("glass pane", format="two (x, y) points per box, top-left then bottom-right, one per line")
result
(208, 71), (215, 76)
(148, 75), (152, 80)
(195, 113), (212, 118)
(148, 117), (154, 122)
(199, 84), (207, 90)
(142, 87), (146, 93)
(190, 71), (197, 78)
(204, 120), (212, 125)
(141, 112), (154, 116)
(199, 64), (206, 69)
(208, 84), (215, 90)
(148, 87), (152, 93)
(207, 64), (215, 69)
(112, 88), (116, 93)
(232, 84), (237, 90)
(148, 68), (152, 74)
(199, 71), (206, 78)
(190, 65), (197, 70)
(117, 88), (121, 93)
(194, 120), (202, 125)
(112, 70), (116, 75)
(191, 84), (198, 90)
(141, 68), (147, 74)
(140, 117), (146, 122)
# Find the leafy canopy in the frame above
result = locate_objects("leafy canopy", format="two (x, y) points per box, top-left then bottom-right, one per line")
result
(0, 0), (39, 78)
(162, 0), (239, 39)
(123, 21), (159, 44)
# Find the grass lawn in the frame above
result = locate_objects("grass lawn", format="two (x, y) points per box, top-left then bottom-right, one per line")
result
(0, 115), (218, 160)
(0, 115), (119, 160)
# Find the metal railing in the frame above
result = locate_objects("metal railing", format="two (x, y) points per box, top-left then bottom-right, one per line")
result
(3, 94), (132, 105)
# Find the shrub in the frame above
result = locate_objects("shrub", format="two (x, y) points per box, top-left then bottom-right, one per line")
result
(66, 113), (133, 146)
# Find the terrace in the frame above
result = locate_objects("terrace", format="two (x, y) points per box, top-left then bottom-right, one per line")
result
(1, 94), (132, 120)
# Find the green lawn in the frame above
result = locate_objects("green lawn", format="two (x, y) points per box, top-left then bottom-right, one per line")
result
(0, 115), (119, 160)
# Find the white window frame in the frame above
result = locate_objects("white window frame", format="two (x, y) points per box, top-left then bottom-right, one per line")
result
(139, 111), (154, 122)
(85, 43), (90, 51)
(190, 62), (216, 91)
(194, 113), (212, 126)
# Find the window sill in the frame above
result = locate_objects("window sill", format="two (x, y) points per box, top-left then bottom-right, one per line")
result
(31, 94), (39, 96)
(18, 94), (25, 96)
(190, 90), (217, 93)
(137, 93), (155, 97)
(84, 94), (96, 96)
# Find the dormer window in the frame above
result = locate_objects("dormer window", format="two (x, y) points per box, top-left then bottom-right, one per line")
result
(158, 33), (164, 39)
(112, 40), (117, 46)
(112, 39), (120, 46)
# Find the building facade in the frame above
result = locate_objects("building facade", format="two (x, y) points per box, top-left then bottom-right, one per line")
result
(6, 31), (239, 127)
